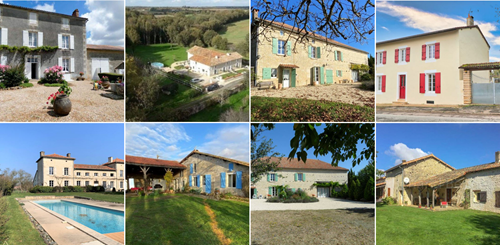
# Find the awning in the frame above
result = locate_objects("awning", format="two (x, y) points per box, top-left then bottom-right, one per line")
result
(279, 64), (299, 68)
(459, 62), (500, 71)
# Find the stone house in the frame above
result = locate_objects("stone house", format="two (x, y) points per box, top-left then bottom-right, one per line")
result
(376, 14), (490, 105)
(252, 157), (348, 198)
(187, 46), (243, 77)
(377, 151), (500, 213)
(0, 3), (87, 81)
(87, 44), (124, 81)
(251, 9), (369, 88)
(33, 151), (125, 191)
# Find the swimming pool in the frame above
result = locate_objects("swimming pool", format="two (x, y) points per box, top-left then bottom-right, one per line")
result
(151, 62), (164, 68)
(35, 200), (124, 234)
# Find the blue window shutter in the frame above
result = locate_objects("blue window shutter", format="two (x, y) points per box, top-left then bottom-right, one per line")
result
(197, 175), (200, 187)
(190, 164), (193, 174)
(287, 41), (292, 56)
(334, 51), (338, 60)
(317, 47), (321, 58)
(229, 163), (234, 171)
(308, 46), (312, 58)
(189, 176), (192, 187)
(341, 52), (344, 61)
(236, 171), (242, 189)
(206, 175), (211, 194)
(255, 188), (258, 195)
(220, 172), (226, 188)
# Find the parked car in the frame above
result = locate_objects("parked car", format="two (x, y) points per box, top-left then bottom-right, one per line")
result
(207, 83), (220, 92)
(191, 78), (203, 83)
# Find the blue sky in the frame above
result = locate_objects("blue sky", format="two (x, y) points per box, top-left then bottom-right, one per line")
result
(126, 0), (248, 7)
(377, 1), (500, 61)
(126, 123), (250, 163)
(376, 123), (500, 172)
(252, 0), (374, 57)
(257, 124), (371, 174)
(3, 1), (124, 46)
(0, 123), (124, 177)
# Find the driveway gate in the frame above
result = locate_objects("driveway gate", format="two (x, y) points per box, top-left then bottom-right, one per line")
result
(471, 83), (500, 104)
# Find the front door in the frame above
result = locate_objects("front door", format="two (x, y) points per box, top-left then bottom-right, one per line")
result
(447, 189), (452, 202)
(352, 70), (359, 82)
(31, 63), (37, 79)
(388, 188), (391, 197)
(399, 75), (406, 99)
(283, 69), (290, 88)
(205, 175), (211, 194)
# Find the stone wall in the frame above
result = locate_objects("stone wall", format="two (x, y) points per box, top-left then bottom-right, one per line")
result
(465, 167), (500, 213)
(86, 49), (124, 80)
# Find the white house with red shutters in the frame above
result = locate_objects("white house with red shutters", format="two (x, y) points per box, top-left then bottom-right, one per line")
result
(375, 14), (490, 105)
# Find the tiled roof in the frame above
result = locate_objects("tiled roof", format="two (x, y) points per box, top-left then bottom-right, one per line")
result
(407, 162), (500, 188)
(179, 150), (249, 167)
(376, 182), (386, 187)
(87, 44), (124, 51)
(103, 158), (124, 166)
(459, 62), (500, 70)
(42, 154), (75, 160)
(261, 157), (349, 171)
(187, 46), (243, 67)
(257, 19), (369, 54)
(279, 64), (300, 68)
(126, 155), (186, 169)
(74, 164), (115, 171)
(385, 154), (455, 173)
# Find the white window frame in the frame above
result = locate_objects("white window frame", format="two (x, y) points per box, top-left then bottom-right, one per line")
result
(335, 50), (341, 61)
(424, 70), (437, 96)
(376, 75), (383, 94)
(49, 180), (54, 187)
(61, 35), (70, 49)
(64, 167), (69, 176)
(269, 173), (276, 182)
(28, 32), (38, 47)
(399, 47), (407, 64)
(297, 173), (304, 181)
(49, 167), (54, 175)
(271, 68), (277, 78)
(425, 42), (437, 62)
(313, 67), (320, 82)
(311, 46), (317, 59)
(120, 181), (124, 188)
(120, 170), (123, 177)
(76, 181), (81, 186)
(62, 58), (70, 72)
(270, 186), (278, 197)
(64, 180), (69, 187)
(376, 51), (385, 67)
(103, 181), (107, 188)
(103, 173), (107, 177)
(85, 172), (89, 176)
(228, 173), (236, 188)
(85, 181), (89, 186)
(277, 40), (285, 55)
(94, 173), (98, 177)
(76, 172), (81, 176)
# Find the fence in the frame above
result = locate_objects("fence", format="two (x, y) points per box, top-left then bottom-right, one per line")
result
(471, 83), (500, 104)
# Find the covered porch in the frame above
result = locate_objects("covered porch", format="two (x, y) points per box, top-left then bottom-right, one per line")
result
(277, 64), (298, 88)
(405, 172), (465, 209)
(460, 62), (500, 104)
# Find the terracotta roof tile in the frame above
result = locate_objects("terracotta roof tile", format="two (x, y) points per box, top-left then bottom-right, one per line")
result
(279, 64), (300, 68)
(126, 155), (186, 169)
(179, 150), (249, 167)
(42, 153), (75, 160)
(103, 158), (124, 166)
(74, 164), (115, 171)
(187, 46), (243, 66)
(385, 154), (455, 173)
(261, 157), (348, 171)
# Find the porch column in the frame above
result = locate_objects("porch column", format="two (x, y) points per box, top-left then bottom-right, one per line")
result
(418, 189), (422, 207)
(411, 192), (413, 205)
(426, 189), (429, 208)
(432, 188), (435, 209)
(463, 69), (472, 104)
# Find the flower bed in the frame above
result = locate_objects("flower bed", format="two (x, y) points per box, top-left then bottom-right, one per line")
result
(266, 188), (319, 203)
(39, 65), (65, 84)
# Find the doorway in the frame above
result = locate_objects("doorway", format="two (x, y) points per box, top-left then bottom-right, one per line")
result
(282, 69), (290, 88)
(399, 75), (406, 99)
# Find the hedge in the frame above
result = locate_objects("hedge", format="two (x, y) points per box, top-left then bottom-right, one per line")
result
(29, 185), (103, 193)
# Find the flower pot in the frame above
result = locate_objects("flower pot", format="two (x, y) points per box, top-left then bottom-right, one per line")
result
(53, 94), (72, 116)
(102, 81), (110, 89)
(110, 83), (117, 92)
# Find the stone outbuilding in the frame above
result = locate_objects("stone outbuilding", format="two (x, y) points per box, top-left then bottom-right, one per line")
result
(86, 44), (124, 81)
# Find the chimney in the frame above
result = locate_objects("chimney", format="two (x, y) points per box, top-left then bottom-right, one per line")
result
(108, 157), (113, 163)
(496, 151), (500, 163)
(467, 14), (474, 26)
(72, 9), (79, 17)
(40, 151), (45, 157)
(402, 160), (407, 163)
(252, 8), (259, 21)
(66, 153), (71, 157)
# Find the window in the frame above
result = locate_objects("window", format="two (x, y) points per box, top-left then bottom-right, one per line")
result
(228, 173), (236, 188)
(94, 173), (98, 177)
(474, 190), (487, 203)
(85, 172), (89, 176)
(428, 44), (435, 59)
(311, 46), (317, 58)
(28, 32), (37, 47)
(277, 40), (285, 55)
(270, 186), (278, 197)
(103, 181), (107, 188)
(110, 181), (114, 188)
(312, 67), (320, 82)
(377, 52), (384, 64)
(280, 30), (283, 36)
(203, 175), (207, 186)
(194, 164), (197, 173)
(193, 176), (198, 186)
(103, 173), (107, 177)
(297, 173), (304, 181)
(120, 181), (124, 188)
(76, 172), (81, 176)
(400, 48), (406, 63)
(269, 173), (276, 182)
(64, 180), (69, 187)
(76, 181), (81, 186)
(49, 167), (54, 175)
(85, 181), (89, 186)
(29, 13), (37, 25)
(120, 170), (123, 177)
(64, 167), (69, 176)
(110, 173), (114, 177)
(496, 191), (500, 208)
(62, 18), (70, 29)
(335, 50), (342, 61)
(62, 58), (69, 72)
(49, 180), (54, 187)
(428, 73), (436, 92)
(180, 171), (183, 177)
(271, 68), (277, 78)
(377, 76), (383, 92)
(61, 35), (70, 49)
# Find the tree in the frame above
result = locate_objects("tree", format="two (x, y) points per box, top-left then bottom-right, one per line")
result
(211, 35), (228, 50)
(251, 124), (283, 184)
(236, 33), (250, 57)
(17, 170), (33, 191)
(354, 179), (363, 200)
(368, 55), (375, 76)
(126, 25), (141, 53)
(288, 123), (374, 167)
(364, 177), (375, 202)
(163, 169), (173, 190)
(376, 169), (385, 178)
(203, 30), (218, 46)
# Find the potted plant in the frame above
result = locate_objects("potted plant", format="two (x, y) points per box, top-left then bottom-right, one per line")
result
(53, 82), (72, 116)
(101, 76), (110, 89)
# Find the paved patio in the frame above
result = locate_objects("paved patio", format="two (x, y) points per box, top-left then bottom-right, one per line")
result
(20, 197), (124, 245)
(251, 198), (374, 211)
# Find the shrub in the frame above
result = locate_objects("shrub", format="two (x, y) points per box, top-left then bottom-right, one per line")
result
(73, 186), (84, 192)
(0, 83), (5, 89)
(183, 186), (191, 193)
(3, 64), (27, 88)
(266, 197), (280, 203)
(86, 185), (93, 192)
(355, 179), (363, 201)
(161, 82), (179, 95)
(364, 177), (375, 202)
(190, 189), (201, 195)
(112, 187), (116, 193)
(24, 78), (29, 83)
(360, 73), (372, 81)
(39, 65), (64, 84)
(52, 186), (63, 193)
(138, 190), (145, 196)
(382, 196), (396, 205)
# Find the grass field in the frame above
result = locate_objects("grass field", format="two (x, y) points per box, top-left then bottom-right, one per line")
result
(128, 43), (187, 67)
(188, 88), (249, 121)
(377, 204), (500, 245)
(126, 194), (249, 245)
(1, 192), (124, 244)
(218, 19), (249, 45)
(251, 96), (374, 122)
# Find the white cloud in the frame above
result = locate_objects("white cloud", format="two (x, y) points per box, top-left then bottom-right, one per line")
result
(377, 1), (500, 45)
(490, 56), (500, 62)
(385, 143), (430, 165)
(126, 124), (191, 159)
(381, 26), (389, 31)
(34, 3), (55, 12)
(198, 124), (249, 163)
(82, 0), (124, 46)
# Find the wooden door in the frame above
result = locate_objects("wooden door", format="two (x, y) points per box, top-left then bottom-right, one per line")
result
(399, 75), (406, 99)
(388, 188), (391, 197)
(447, 189), (452, 202)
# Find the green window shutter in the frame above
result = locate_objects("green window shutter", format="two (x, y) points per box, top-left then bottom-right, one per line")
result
(287, 41), (292, 56)
(320, 67), (325, 84)
(317, 47), (321, 58)
(255, 188), (258, 195)
(267, 174), (270, 182)
(334, 51), (338, 61)
(276, 174), (279, 182)
(308, 46), (312, 58)
(294, 173), (297, 181)
(303, 173), (306, 181)
(269, 187), (272, 195)
(340, 70), (343, 77)
(272, 38), (278, 54)
(341, 52), (344, 61)
(262, 68), (271, 79)
(292, 188), (295, 193)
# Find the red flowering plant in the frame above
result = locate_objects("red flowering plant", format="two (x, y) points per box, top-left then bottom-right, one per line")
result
(46, 91), (64, 105)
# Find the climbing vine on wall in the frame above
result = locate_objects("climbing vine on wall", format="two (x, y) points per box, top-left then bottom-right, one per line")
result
(350, 63), (370, 71)
(0, 45), (58, 54)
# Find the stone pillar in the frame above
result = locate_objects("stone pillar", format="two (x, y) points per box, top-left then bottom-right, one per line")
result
(463, 69), (472, 104)
(432, 189), (435, 209)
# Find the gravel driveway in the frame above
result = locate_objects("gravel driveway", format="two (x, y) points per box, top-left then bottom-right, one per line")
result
(251, 83), (374, 107)
(251, 198), (374, 211)
(0, 81), (124, 122)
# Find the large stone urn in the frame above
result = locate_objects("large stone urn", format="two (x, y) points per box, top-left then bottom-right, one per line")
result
(102, 81), (110, 89)
(53, 94), (72, 116)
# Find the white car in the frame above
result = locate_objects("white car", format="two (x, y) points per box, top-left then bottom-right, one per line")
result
(191, 78), (203, 83)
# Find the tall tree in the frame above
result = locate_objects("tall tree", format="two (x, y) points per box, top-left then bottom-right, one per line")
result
(251, 124), (283, 184)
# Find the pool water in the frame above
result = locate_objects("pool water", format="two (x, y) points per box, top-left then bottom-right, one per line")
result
(35, 200), (124, 234)
(151, 62), (164, 68)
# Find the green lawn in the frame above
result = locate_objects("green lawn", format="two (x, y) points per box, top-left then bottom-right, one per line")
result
(1, 192), (124, 244)
(377, 205), (500, 245)
(126, 194), (249, 245)
(128, 43), (187, 67)
(251, 96), (374, 122)
(187, 88), (249, 121)
(218, 19), (249, 45)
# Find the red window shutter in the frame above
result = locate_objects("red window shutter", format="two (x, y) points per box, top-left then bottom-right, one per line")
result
(395, 49), (399, 63)
(435, 42), (440, 59)
(383, 51), (387, 64)
(435, 73), (441, 93)
(406, 47), (410, 62)
(420, 73), (425, 93)
(422, 44), (426, 60)
(382, 75), (386, 92)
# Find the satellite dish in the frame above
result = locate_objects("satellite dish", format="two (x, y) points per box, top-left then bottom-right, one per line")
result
(404, 177), (410, 184)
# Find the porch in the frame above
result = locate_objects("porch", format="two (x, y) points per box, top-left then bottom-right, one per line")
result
(460, 62), (500, 104)
(125, 156), (187, 192)
(276, 64), (298, 88)
(404, 174), (465, 209)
